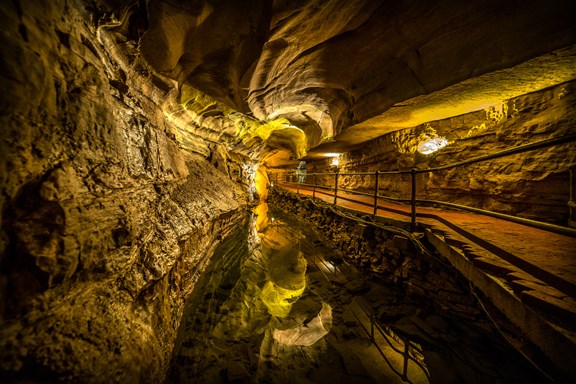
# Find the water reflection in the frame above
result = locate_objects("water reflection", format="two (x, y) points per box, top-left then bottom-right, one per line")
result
(257, 202), (333, 346)
(168, 200), (432, 383)
(254, 201), (428, 383)
(169, 198), (552, 384)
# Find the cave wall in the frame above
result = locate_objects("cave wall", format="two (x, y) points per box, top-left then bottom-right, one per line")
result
(0, 1), (255, 382)
(303, 81), (576, 225)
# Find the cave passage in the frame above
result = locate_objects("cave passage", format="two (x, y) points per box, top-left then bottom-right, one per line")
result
(166, 201), (549, 384)
(1, 1), (575, 382)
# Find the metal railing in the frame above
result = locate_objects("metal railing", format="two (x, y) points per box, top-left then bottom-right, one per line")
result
(272, 133), (576, 237)
(312, 254), (430, 383)
(352, 299), (430, 383)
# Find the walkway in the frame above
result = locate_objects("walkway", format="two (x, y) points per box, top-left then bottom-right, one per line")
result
(278, 183), (576, 373)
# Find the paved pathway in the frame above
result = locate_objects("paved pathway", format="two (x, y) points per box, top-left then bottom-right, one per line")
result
(279, 184), (576, 328)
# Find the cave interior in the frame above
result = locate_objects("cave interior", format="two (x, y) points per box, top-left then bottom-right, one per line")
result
(1, 0), (576, 383)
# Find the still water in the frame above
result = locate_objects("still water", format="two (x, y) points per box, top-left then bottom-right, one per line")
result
(167, 202), (548, 384)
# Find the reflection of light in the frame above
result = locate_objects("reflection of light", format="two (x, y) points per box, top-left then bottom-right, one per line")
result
(282, 123), (304, 133)
(330, 156), (339, 167)
(271, 217), (275, 222)
(418, 137), (449, 154)
(323, 152), (340, 157)
(272, 302), (332, 346)
(324, 261), (335, 273)
(261, 281), (305, 317)
(270, 182), (274, 187)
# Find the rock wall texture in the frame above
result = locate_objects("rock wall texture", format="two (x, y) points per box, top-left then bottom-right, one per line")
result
(129, 0), (576, 159)
(0, 1), (257, 382)
(304, 81), (576, 225)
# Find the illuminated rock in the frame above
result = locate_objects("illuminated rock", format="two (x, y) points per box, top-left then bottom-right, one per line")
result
(272, 302), (333, 346)
(1, 0), (575, 382)
(261, 280), (306, 318)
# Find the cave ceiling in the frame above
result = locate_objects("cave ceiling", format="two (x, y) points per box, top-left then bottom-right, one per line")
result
(130, 0), (576, 165)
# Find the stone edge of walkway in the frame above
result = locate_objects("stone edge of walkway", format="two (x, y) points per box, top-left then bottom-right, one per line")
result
(426, 228), (576, 382)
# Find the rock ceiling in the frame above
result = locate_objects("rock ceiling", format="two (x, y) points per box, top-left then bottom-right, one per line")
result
(135, 0), (576, 164)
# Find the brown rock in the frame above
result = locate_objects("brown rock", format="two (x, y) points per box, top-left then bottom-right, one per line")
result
(520, 290), (576, 324)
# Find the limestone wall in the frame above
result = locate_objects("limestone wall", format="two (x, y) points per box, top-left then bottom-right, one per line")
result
(0, 1), (255, 382)
(305, 82), (576, 225)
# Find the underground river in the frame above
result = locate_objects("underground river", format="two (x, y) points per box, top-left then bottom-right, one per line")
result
(166, 201), (550, 383)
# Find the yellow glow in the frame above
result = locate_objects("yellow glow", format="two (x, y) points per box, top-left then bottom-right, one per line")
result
(261, 280), (305, 318)
(253, 202), (269, 232)
(282, 123), (305, 133)
(178, 84), (308, 157)
(330, 156), (339, 167)
(265, 106), (335, 147)
(466, 123), (487, 138)
(254, 165), (269, 200)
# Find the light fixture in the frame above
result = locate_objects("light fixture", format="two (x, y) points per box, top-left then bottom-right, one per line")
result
(330, 156), (339, 167)
(417, 137), (449, 154)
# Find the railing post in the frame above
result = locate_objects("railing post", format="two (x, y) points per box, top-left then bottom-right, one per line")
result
(402, 341), (410, 381)
(370, 312), (375, 342)
(297, 172), (300, 193)
(333, 169), (339, 205)
(410, 168), (417, 231)
(570, 168), (576, 228)
(312, 173), (316, 199)
(373, 170), (380, 216)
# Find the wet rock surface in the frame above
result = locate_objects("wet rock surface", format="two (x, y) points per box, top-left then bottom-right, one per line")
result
(0, 1), (257, 382)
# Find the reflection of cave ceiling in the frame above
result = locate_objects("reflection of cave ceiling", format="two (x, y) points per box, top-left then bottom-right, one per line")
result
(137, 0), (576, 162)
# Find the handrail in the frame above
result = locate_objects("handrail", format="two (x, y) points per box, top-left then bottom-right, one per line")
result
(416, 199), (576, 237)
(417, 133), (576, 173)
(337, 171), (376, 176)
(285, 181), (576, 237)
(352, 296), (430, 382)
(312, 252), (429, 383)
(271, 134), (576, 237)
